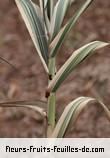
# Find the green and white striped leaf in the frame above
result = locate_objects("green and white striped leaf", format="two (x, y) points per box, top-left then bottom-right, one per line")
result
(44, 11), (50, 32)
(39, 0), (50, 38)
(46, 0), (54, 20)
(44, 0), (48, 8)
(32, 2), (44, 27)
(52, 97), (110, 138)
(15, 0), (49, 73)
(48, 41), (109, 92)
(50, 0), (71, 40)
(50, 0), (93, 57)
(0, 100), (47, 117)
(39, 0), (44, 12)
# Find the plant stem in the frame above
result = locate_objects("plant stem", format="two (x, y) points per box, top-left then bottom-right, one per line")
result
(47, 92), (56, 136)
(47, 57), (56, 137)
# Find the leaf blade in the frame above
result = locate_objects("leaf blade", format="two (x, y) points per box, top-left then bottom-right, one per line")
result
(50, 0), (94, 57)
(46, 0), (54, 20)
(48, 41), (109, 92)
(44, 0), (48, 8)
(50, 0), (71, 40)
(0, 100), (47, 117)
(15, 0), (49, 72)
(52, 97), (110, 138)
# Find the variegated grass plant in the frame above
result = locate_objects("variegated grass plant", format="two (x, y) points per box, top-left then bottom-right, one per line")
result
(0, 0), (110, 138)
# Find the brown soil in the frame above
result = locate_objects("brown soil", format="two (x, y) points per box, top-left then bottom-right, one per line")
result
(0, 0), (110, 137)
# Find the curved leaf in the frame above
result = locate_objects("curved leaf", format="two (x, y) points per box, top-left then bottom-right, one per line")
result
(50, 0), (71, 40)
(50, 0), (94, 57)
(52, 97), (110, 138)
(0, 100), (47, 117)
(15, 0), (49, 72)
(48, 41), (109, 92)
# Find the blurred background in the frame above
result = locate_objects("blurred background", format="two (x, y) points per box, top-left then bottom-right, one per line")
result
(0, 0), (110, 137)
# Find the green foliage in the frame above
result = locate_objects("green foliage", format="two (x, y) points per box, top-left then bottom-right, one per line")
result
(0, 0), (109, 138)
